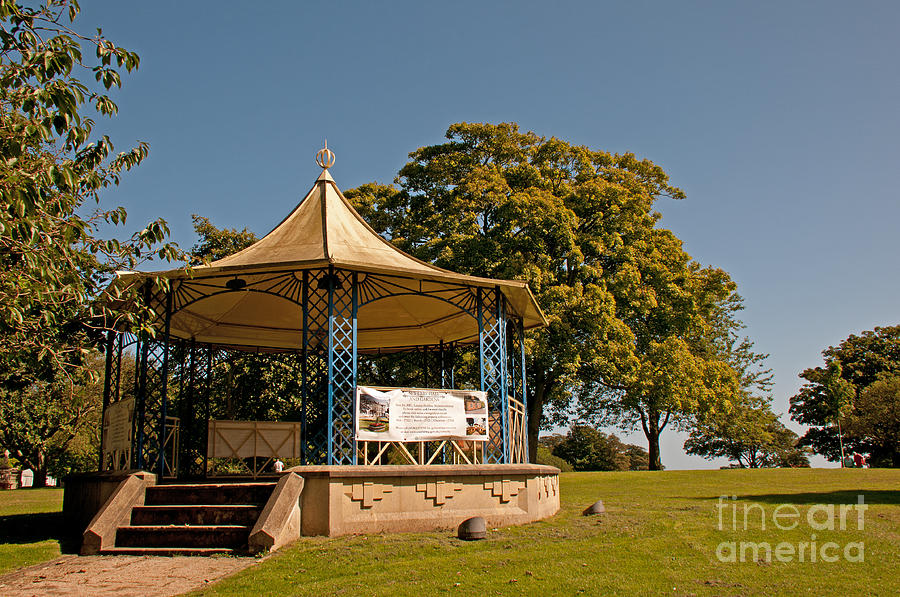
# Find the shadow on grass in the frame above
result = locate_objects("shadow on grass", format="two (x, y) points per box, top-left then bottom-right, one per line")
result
(692, 490), (900, 505)
(0, 512), (80, 553)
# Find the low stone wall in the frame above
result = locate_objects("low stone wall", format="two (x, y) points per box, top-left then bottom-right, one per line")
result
(63, 470), (155, 534)
(286, 463), (560, 537)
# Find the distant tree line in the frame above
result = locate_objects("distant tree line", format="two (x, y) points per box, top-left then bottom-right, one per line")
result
(537, 425), (649, 472)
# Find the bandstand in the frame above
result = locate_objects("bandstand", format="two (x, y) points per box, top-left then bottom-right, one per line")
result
(69, 147), (559, 553)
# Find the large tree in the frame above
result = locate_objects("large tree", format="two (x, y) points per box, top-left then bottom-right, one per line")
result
(0, 1), (181, 483)
(790, 325), (900, 466)
(345, 122), (742, 468)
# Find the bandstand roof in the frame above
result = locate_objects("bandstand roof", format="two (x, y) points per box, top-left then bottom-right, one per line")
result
(117, 152), (547, 352)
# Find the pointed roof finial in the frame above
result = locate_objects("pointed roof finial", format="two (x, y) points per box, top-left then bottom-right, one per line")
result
(316, 139), (336, 170)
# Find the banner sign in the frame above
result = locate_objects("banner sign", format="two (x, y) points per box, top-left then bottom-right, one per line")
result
(356, 386), (489, 442)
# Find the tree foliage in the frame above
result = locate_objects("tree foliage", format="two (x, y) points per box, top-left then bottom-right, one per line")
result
(844, 376), (900, 467)
(346, 122), (743, 468)
(0, 0), (181, 375)
(681, 300), (808, 468)
(0, 1), (183, 483)
(0, 350), (110, 485)
(547, 425), (648, 471)
(790, 325), (900, 466)
(533, 437), (574, 472)
(189, 214), (257, 264)
(685, 395), (809, 468)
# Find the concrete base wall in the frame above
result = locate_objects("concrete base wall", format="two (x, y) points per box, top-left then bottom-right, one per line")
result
(286, 464), (560, 537)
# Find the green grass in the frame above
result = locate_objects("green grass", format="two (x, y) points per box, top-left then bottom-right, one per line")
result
(194, 469), (900, 597)
(0, 487), (66, 575)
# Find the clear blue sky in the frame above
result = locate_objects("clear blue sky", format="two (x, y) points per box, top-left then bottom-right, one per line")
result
(78, 1), (900, 469)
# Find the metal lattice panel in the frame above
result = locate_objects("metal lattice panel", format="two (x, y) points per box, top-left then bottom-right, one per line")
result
(506, 318), (528, 463)
(134, 336), (167, 471)
(302, 345), (328, 463)
(130, 283), (174, 476)
(100, 331), (134, 472)
(302, 270), (329, 464)
(478, 288), (508, 464)
(506, 320), (524, 401)
(171, 340), (211, 478)
(327, 270), (357, 465)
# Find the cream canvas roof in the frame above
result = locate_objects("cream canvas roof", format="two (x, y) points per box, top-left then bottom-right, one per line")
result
(119, 166), (546, 351)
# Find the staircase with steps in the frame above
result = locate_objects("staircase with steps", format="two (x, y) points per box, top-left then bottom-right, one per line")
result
(100, 482), (277, 556)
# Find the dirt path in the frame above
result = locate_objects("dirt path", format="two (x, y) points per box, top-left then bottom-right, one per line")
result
(0, 554), (259, 597)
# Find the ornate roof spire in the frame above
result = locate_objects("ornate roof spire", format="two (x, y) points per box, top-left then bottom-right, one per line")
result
(315, 139), (336, 170)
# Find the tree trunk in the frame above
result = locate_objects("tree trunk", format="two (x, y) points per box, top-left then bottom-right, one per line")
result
(526, 378), (551, 463)
(647, 432), (662, 470)
(33, 468), (48, 488)
(640, 408), (664, 470)
(32, 450), (48, 487)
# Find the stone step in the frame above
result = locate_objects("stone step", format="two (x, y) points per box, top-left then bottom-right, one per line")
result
(145, 483), (275, 506)
(99, 546), (238, 557)
(130, 504), (262, 526)
(115, 524), (252, 549)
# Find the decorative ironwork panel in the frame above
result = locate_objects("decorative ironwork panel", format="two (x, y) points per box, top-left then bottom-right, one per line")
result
(418, 344), (453, 388)
(478, 287), (508, 464)
(170, 340), (212, 478)
(172, 270), (305, 312)
(100, 331), (136, 472)
(131, 282), (172, 475)
(134, 336), (167, 471)
(302, 270), (329, 464)
(357, 273), (478, 318)
(506, 318), (528, 463)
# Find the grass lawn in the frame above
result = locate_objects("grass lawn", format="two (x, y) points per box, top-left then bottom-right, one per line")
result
(0, 487), (67, 575)
(194, 468), (899, 596)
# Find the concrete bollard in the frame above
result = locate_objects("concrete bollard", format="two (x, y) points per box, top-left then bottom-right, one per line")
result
(582, 500), (605, 515)
(457, 516), (486, 540)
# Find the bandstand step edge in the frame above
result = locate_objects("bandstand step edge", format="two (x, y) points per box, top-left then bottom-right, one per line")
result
(144, 482), (277, 506)
(130, 504), (262, 526)
(99, 546), (238, 556)
(115, 524), (252, 549)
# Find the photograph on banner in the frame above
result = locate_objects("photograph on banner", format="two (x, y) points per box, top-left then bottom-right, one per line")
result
(355, 386), (489, 442)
